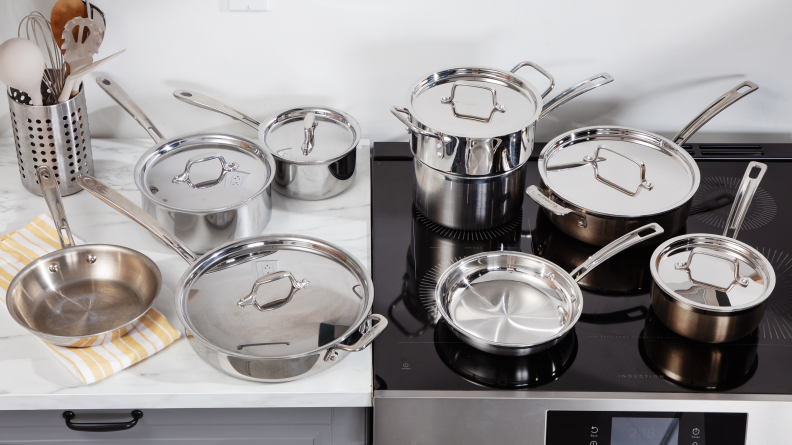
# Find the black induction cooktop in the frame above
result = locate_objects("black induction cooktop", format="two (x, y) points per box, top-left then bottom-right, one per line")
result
(371, 142), (792, 394)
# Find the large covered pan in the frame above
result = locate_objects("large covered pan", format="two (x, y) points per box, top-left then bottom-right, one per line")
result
(649, 161), (775, 343)
(96, 78), (275, 254)
(434, 223), (663, 356)
(391, 61), (613, 231)
(7, 166), (161, 347)
(77, 174), (387, 382)
(528, 81), (758, 246)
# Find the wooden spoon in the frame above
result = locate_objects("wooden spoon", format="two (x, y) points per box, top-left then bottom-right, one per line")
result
(51, 0), (88, 51)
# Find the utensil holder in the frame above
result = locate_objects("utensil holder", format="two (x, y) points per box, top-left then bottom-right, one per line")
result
(7, 85), (94, 196)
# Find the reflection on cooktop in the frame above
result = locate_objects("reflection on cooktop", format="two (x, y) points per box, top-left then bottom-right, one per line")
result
(692, 175), (777, 231)
(756, 246), (792, 340)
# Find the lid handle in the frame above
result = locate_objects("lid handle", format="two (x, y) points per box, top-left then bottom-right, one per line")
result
(509, 61), (555, 98)
(172, 153), (240, 189)
(440, 81), (506, 123)
(301, 112), (318, 156)
(570, 223), (664, 281)
(583, 145), (654, 196)
(723, 161), (767, 239)
(237, 271), (310, 312)
(526, 185), (588, 228)
(675, 250), (749, 295)
(95, 77), (165, 144)
(323, 314), (388, 362)
(672, 81), (759, 145)
(37, 166), (75, 250)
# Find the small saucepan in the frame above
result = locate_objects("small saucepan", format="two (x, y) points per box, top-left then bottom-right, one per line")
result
(6, 166), (161, 347)
(649, 161), (775, 344)
(434, 223), (664, 356)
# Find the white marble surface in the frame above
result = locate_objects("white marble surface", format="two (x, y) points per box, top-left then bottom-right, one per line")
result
(0, 138), (373, 410)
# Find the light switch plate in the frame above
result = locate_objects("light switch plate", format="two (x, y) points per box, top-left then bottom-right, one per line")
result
(228, 0), (270, 11)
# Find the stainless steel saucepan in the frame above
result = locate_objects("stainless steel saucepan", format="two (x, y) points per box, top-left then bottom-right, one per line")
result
(172, 90), (360, 201)
(77, 174), (387, 382)
(528, 81), (758, 246)
(6, 166), (161, 347)
(649, 161), (775, 343)
(434, 223), (664, 356)
(96, 77), (275, 254)
(391, 61), (614, 230)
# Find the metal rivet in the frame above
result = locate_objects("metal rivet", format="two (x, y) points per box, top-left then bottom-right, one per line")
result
(87, 254), (97, 264)
(577, 219), (585, 227)
(48, 263), (59, 273)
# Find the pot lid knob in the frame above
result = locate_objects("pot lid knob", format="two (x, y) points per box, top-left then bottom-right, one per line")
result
(301, 112), (318, 156)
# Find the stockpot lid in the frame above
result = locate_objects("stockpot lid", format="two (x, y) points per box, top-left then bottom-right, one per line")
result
(539, 127), (701, 217)
(178, 235), (373, 359)
(260, 107), (361, 164)
(136, 134), (274, 212)
(650, 234), (775, 312)
(406, 66), (544, 139)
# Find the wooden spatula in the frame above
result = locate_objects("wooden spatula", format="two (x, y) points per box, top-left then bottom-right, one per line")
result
(51, 0), (88, 51)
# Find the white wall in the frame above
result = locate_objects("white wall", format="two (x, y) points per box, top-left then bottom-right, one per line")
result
(2, 0), (791, 144)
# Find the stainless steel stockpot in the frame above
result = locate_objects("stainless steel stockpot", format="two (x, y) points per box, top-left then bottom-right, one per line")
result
(78, 174), (387, 382)
(434, 223), (663, 356)
(649, 162), (775, 344)
(173, 90), (360, 201)
(96, 78), (275, 254)
(528, 81), (759, 246)
(391, 62), (613, 230)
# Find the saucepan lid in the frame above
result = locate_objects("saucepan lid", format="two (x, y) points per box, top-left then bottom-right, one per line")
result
(260, 107), (361, 164)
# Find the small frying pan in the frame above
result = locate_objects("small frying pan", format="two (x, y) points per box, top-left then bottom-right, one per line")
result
(6, 166), (161, 347)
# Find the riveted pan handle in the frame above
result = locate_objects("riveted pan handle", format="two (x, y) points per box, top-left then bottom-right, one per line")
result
(570, 223), (664, 281)
(96, 77), (165, 144)
(539, 72), (614, 121)
(526, 185), (588, 228)
(723, 161), (767, 239)
(37, 165), (75, 249)
(237, 271), (309, 311)
(324, 314), (388, 362)
(510, 61), (555, 98)
(672, 81), (759, 145)
(172, 153), (239, 189)
(173, 89), (261, 130)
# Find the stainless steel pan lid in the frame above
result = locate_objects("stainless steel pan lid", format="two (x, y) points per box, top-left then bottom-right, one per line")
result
(136, 135), (274, 213)
(260, 107), (361, 164)
(651, 161), (775, 312)
(538, 81), (758, 218)
(406, 63), (550, 139)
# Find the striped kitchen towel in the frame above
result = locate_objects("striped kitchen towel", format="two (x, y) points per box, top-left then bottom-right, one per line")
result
(0, 214), (180, 384)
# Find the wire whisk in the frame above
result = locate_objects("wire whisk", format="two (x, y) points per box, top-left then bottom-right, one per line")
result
(18, 12), (66, 105)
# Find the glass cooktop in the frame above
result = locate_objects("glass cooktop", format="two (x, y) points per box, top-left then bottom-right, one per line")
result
(371, 142), (792, 394)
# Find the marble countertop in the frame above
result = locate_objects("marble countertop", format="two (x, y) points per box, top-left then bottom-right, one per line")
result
(0, 138), (373, 410)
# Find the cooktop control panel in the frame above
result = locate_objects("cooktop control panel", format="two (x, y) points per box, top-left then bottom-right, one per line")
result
(546, 411), (747, 445)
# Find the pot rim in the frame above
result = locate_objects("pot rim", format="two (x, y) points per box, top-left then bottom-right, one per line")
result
(134, 133), (275, 214)
(649, 233), (776, 313)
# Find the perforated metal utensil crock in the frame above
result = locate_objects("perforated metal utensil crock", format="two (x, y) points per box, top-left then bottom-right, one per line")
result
(7, 85), (93, 196)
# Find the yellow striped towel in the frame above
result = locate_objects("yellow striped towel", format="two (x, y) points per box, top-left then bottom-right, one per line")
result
(0, 214), (180, 385)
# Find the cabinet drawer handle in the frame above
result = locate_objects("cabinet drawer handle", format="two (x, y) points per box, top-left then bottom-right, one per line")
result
(63, 410), (143, 432)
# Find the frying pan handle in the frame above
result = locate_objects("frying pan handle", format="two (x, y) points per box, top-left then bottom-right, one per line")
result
(570, 223), (664, 281)
(236, 271), (309, 311)
(95, 77), (165, 144)
(723, 161), (767, 239)
(173, 90), (261, 130)
(324, 314), (388, 362)
(76, 174), (198, 264)
(538, 72), (614, 121)
(509, 61), (555, 98)
(672, 81), (759, 145)
(37, 166), (75, 249)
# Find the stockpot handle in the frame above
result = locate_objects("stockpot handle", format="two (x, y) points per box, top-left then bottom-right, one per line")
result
(526, 185), (588, 228)
(173, 90), (261, 130)
(76, 174), (198, 264)
(390, 106), (446, 157)
(95, 77), (165, 144)
(237, 271), (310, 311)
(172, 153), (239, 189)
(570, 223), (664, 281)
(538, 72), (614, 121)
(324, 314), (388, 362)
(509, 61), (555, 98)
(723, 161), (767, 239)
(672, 81), (759, 145)
(37, 166), (75, 249)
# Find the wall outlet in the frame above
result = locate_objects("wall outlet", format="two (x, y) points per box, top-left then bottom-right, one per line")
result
(226, 170), (250, 189)
(256, 260), (279, 277)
